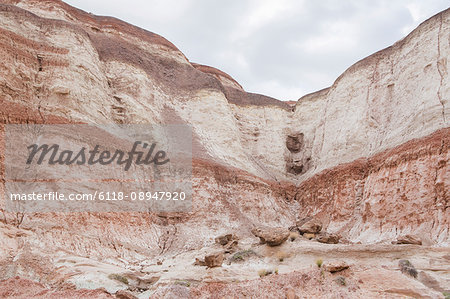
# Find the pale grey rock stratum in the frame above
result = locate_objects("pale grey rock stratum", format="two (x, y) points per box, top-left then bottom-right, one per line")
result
(0, 1), (449, 298)
(0, 0), (448, 181)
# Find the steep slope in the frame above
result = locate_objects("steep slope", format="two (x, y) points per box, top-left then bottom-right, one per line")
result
(0, 1), (449, 297)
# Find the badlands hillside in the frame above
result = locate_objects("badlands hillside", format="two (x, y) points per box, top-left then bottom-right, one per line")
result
(0, 0), (449, 298)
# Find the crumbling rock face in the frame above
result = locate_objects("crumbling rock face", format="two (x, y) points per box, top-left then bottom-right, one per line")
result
(285, 132), (313, 175)
(392, 234), (423, 245)
(286, 133), (304, 153)
(286, 159), (304, 175)
(0, 1), (449, 297)
(292, 128), (449, 244)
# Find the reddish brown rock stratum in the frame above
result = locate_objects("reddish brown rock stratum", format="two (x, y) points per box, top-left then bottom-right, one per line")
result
(0, 1), (449, 298)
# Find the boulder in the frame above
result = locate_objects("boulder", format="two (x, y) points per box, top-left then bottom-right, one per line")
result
(215, 233), (233, 245)
(251, 227), (289, 246)
(204, 252), (224, 268)
(316, 233), (340, 244)
(392, 234), (422, 245)
(194, 251), (224, 267)
(215, 233), (238, 252)
(297, 218), (322, 234)
(323, 261), (349, 273)
(224, 240), (238, 253)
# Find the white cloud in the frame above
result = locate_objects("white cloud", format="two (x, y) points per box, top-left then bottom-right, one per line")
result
(65, 0), (449, 101)
(247, 79), (306, 101)
(232, 0), (299, 41)
(402, 0), (448, 35)
(299, 20), (358, 53)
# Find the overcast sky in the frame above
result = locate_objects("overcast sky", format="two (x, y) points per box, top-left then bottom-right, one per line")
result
(66, 0), (448, 101)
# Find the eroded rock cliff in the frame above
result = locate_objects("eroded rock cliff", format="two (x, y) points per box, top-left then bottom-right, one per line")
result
(0, 1), (448, 298)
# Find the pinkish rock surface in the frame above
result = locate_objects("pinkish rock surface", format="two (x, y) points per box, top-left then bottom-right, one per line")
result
(0, 1), (448, 298)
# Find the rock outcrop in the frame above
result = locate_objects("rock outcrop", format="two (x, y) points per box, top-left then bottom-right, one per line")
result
(392, 234), (423, 245)
(323, 261), (350, 273)
(252, 227), (290, 246)
(316, 233), (340, 244)
(297, 218), (323, 234)
(204, 252), (224, 268)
